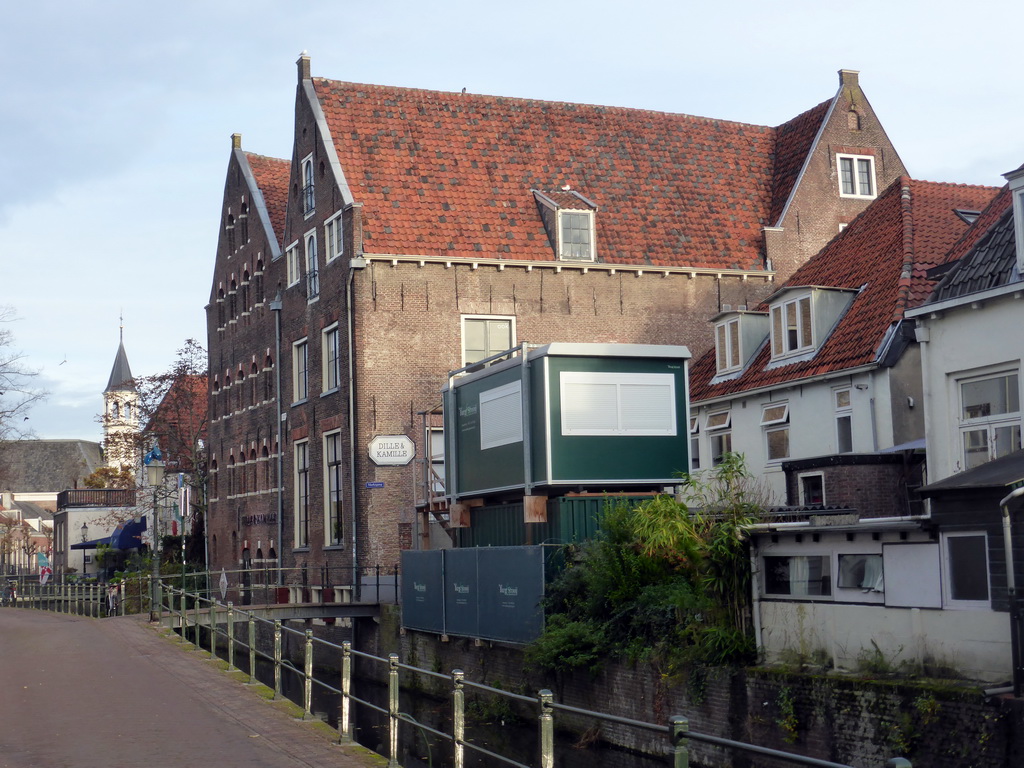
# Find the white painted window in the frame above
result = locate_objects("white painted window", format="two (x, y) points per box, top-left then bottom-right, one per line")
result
(286, 242), (300, 287)
(706, 410), (732, 465)
(959, 371), (1021, 470)
(689, 415), (700, 471)
(557, 210), (595, 261)
(480, 381), (523, 449)
(322, 324), (340, 393)
(762, 403), (790, 461)
(323, 431), (343, 545)
(770, 295), (813, 359)
(305, 232), (319, 299)
(837, 153), (876, 198)
(763, 555), (831, 597)
(942, 532), (990, 608)
(560, 372), (676, 436)
(325, 213), (344, 262)
(461, 316), (515, 367)
(837, 554), (883, 591)
(301, 154), (315, 216)
(715, 317), (741, 373)
(294, 440), (309, 548)
(292, 339), (308, 402)
(834, 387), (853, 453)
(798, 472), (824, 506)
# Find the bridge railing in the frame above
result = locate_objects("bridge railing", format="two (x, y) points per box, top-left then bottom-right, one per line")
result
(154, 582), (913, 768)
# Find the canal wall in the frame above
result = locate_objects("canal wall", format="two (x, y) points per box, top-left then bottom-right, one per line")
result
(340, 606), (1024, 768)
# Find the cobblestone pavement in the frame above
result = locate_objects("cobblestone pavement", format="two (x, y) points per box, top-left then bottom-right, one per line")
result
(0, 607), (383, 768)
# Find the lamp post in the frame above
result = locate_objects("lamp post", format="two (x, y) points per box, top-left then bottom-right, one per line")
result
(80, 522), (89, 577)
(147, 457), (165, 621)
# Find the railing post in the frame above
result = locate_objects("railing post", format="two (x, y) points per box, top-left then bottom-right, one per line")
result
(388, 653), (400, 768)
(670, 716), (689, 768)
(273, 620), (283, 699)
(452, 670), (465, 768)
(209, 601), (217, 656)
(303, 629), (314, 719)
(193, 596), (201, 645)
(538, 689), (554, 768)
(227, 603), (235, 671)
(179, 589), (187, 643)
(248, 616), (257, 685)
(340, 641), (352, 742)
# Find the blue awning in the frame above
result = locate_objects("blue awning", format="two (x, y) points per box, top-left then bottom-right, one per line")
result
(71, 517), (147, 550)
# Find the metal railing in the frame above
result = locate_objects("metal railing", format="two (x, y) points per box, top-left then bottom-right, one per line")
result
(10, 576), (912, 768)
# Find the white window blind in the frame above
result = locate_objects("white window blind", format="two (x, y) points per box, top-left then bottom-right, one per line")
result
(560, 372), (676, 436)
(479, 381), (523, 449)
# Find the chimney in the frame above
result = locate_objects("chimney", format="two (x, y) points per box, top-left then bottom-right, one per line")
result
(838, 69), (860, 88)
(297, 51), (311, 82)
(231, 133), (242, 150)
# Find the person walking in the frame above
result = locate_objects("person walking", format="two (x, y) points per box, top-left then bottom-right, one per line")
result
(107, 583), (119, 616)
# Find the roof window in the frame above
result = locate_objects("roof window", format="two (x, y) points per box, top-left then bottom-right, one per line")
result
(533, 189), (597, 262)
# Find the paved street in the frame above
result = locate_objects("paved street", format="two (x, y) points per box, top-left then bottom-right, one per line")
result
(0, 607), (380, 768)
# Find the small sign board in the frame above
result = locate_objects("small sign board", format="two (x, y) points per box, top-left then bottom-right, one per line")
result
(366, 481), (385, 489)
(368, 435), (415, 466)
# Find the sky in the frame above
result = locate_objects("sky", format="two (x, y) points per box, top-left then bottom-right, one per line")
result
(2, 0), (1021, 442)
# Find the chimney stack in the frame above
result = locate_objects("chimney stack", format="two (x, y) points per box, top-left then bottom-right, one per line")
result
(297, 51), (311, 82)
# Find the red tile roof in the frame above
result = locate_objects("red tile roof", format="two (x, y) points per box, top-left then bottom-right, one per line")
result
(690, 178), (999, 401)
(245, 152), (290, 249)
(146, 375), (209, 472)
(313, 80), (835, 270)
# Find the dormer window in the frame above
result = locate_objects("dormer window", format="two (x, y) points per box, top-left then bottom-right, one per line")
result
(558, 210), (595, 261)
(533, 189), (598, 262)
(837, 153), (875, 199)
(771, 295), (813, 359)
(715, 317), (741, 373)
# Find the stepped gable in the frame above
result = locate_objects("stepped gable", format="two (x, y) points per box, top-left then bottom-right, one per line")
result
(691, 177), (998, 401)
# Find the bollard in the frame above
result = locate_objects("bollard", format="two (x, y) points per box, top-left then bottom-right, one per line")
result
(227, 603), (235, 671)
(452, 670), (465, 768)
(388, 654), (400, 768)
(670, 716), (689, 768)
(340, 641), (352, 742)
(247, 616), (256, 685)
(538, 689), (554, 768)
(273, 620), (283, 699)
(303, 629), (314, 719)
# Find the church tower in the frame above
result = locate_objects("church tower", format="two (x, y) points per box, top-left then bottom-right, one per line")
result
(103, 327), (139, 470)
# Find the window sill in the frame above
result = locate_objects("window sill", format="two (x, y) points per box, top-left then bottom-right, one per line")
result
(323, 544), (346, 551)
(321, 388), (340, 398)
(291, 399), (308, 407)
(292, 547), (311, 553)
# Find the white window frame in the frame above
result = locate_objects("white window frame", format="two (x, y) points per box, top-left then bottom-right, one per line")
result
(762, 402), (790, 462)
(322, 324), (340, 394)
(762, 554), (832, 598)
(479, 381), (523, 449)
(285, 240), (300, 287)
(715, 317), (742, 374)
(770, 294), (814, 359)
(560, 372), (677, 437)
(301, 154), (315, 217)
(325, 212), (344, 262)
(837, 153), (876, 199)
(292, 339), (309, 403)
(706, 410), (733, 466)
(689, 415), (700, 471)
(798, 471), (825, 506)
(461, 315), (515, 368)
(305, 230), (319, 300)
(557, 209), (596, 262)
(294, 440), (310, 548)
(957, 369), (1021, 470)
(834, 387), (853, 453)
(428, 427), (445, 495)
(323, 430), (343, 546)
(941, 531), (990, 609)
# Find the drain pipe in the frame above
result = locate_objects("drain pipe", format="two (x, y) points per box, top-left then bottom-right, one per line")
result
(1000, 486), (1024, 697)
(347, 258), (363, 601)
(749, 545), (763, 653)
(269, 292), (284, 586)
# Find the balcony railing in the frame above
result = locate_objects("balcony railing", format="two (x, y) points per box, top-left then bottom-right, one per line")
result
(57, 488), (137, 509)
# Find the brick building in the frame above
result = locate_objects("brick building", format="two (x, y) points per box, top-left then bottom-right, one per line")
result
(206, 56), (906, 594)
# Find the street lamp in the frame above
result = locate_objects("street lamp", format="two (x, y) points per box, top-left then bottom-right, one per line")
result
(80, 521), (89, 543)
(147, 457), (166, 621)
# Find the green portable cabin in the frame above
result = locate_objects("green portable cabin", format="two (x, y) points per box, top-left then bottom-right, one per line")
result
(442, 343), (691, 505)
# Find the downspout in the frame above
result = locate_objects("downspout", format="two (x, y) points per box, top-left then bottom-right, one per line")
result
(1000, 486), (1024, 697)
(347, 259), (362, 600)
(749, 545), (763, 654)
(269, 293), (284, 585)
(521, 342), (532, 496)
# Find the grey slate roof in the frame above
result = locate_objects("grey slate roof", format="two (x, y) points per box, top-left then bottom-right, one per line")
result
(105, 340), (136, 393)
(931, 198), (1020, 302)
(920, 448), (1024, 494)
(0, 440), (104, 493)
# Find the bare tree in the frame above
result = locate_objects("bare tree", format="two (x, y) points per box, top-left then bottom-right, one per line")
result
(0, 306), (46, 442)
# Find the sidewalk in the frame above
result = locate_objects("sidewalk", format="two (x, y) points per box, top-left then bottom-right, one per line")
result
(0, 607), (385, 768)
